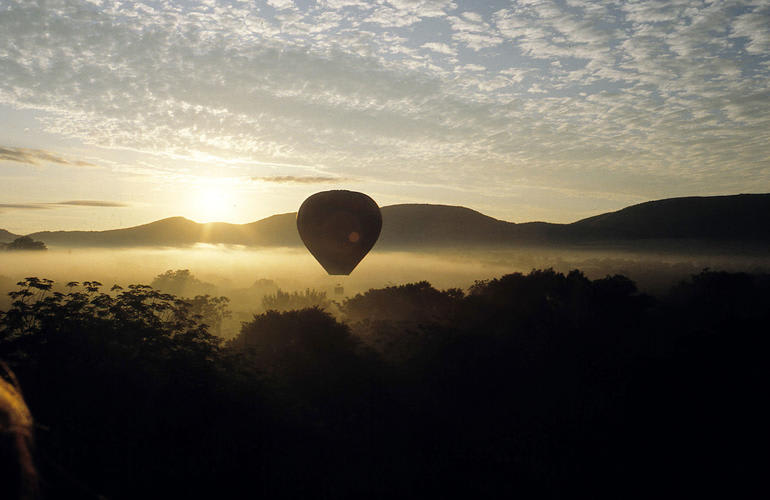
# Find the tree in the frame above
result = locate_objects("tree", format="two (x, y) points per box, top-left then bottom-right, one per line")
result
(232, 308), (368, 402)
(150, 269), (215, 297)
(0, 278), (232, 498)
(186, 294), (231, 336)
(341, 281), (463, 324)
(0, 278), (222, 360)
(261, 288), (331, 311)
(4, 236), (46, 251)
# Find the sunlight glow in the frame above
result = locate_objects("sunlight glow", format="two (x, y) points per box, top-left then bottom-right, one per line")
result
(189, 184), (237, 223)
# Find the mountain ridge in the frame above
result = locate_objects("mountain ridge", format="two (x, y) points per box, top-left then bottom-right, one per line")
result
(2, 194), (768, 249)
(0, 229), (20, 244)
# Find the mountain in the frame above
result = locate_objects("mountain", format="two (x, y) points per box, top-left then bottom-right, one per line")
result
(26, 214), (302, 248)
(568, 194), (770, 241)
(19, 205), (557, 248)
(4, 193), (768, 249)
(0, 229), (20, 244)
(378, 204), (560, 247)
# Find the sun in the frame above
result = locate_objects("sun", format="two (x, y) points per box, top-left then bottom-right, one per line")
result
(190, 185), (236, 223)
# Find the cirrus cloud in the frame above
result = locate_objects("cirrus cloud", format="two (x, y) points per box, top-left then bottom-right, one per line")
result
(252, 176), (355, 184)
(0, 146), (95, 167)
(0, 201), (127, 210)
(0, 0), (767, 210)
(54, 200), (128, 207)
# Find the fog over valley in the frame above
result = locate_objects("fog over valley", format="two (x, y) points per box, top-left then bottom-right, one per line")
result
(3, 245), (768, 338)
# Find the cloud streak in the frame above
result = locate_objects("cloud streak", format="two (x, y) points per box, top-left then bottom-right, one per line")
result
(252, 176), (355, 184)
(0, 204), (50, 210)
(0, 146), (95, 167)
(0, 201), (127, 211)
(54, 200), (129, 207)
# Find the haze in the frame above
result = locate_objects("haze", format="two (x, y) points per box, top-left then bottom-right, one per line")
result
(3, 245), (767, 335)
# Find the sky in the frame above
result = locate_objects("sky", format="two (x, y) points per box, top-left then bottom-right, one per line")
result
(1, 0), (769, 233)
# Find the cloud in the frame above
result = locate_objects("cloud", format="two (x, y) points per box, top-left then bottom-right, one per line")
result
(252, 176), (355, 184)
(54, 200), (129, 207)
(0, 204), (50, 210)
(448, 14), (503, 50)
(730, 8), (770, 55)
(0, 146), (96, 167)
(0, 201), (127, 211)
(266, 0), (295, 10)
(366, 0), (457, 25)
(364, 7), (421, 27)
(421, 42), (455, 56)
(0, 0), (767, 201)
(319, 0), (370, 8)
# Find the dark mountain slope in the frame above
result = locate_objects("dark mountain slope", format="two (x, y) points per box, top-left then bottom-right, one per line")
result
(379, 204), (514, 246)
(26, 213), (303, 248)
(0, 229), (20, 244)
(243, 213), (302, 246)
(378, 204), (562, 247)
(29, 217), (204, 247)
(8, 193), (769, 248)
(570, 194), (770, 241)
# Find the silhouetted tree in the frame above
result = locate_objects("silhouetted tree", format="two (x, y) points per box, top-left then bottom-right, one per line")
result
(0, 269), (767, 499)
(187, 294), (231, 336)
(0, 278), (236, 499)
(261, 288), (331, 311)
(341, 281), (463, 324)
(4, 236), (46, 251)
(233, 308), (361, 387)
(250, 278), (278, 294)
(150, 269), (215, 297)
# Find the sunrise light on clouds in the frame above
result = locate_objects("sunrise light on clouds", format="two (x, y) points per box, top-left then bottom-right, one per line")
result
(1, 0), (768, 232)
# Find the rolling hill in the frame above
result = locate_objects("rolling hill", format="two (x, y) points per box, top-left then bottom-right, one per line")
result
(24, 214), (301, 248)
(0, 229), (20, 244)
(567, 194), (770, 241)
(0, 229), (21, 243)
(2, 194), (768, 249)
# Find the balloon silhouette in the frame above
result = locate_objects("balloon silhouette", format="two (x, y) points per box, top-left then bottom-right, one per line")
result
(297, 190), (382, 275)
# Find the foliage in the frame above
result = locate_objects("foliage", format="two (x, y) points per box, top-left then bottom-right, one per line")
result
(148, 269), (230, 334)
(233, 308), (377, 411)
(0, 278), (237, 498)
(0, 278), (220, 357)
(261, 288), (331, 312)
(3, 236), (46, 251)
(0, 269), (767, 499)
(234, 308), (357, 372)
(186, 294), (231, 336)
(150, 269), (215, 297)
(341, 281), (462, 324)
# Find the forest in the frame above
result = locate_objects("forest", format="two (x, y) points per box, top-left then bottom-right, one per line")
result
(1, 268), (767, 499)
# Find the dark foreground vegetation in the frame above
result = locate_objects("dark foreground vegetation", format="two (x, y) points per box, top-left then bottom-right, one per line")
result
(1, 269), (767, 499)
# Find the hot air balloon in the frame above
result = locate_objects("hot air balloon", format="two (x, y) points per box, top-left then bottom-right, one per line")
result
(297, 190), (382, 275)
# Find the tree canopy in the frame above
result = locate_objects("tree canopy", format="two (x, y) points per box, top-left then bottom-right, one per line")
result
(0, 269), (767, 499)
(2, 236), (46, 251)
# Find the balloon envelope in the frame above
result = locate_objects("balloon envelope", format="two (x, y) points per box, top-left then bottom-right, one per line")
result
(297, 190), (382, 275)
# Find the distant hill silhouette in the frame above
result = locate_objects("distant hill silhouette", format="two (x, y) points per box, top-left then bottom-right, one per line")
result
(2, 194), (768, 249)
(24, 214), (301, 248)
(568, 194), (770, 241)
(378, 204), (560, 246)
(0, 229), (20, 244)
